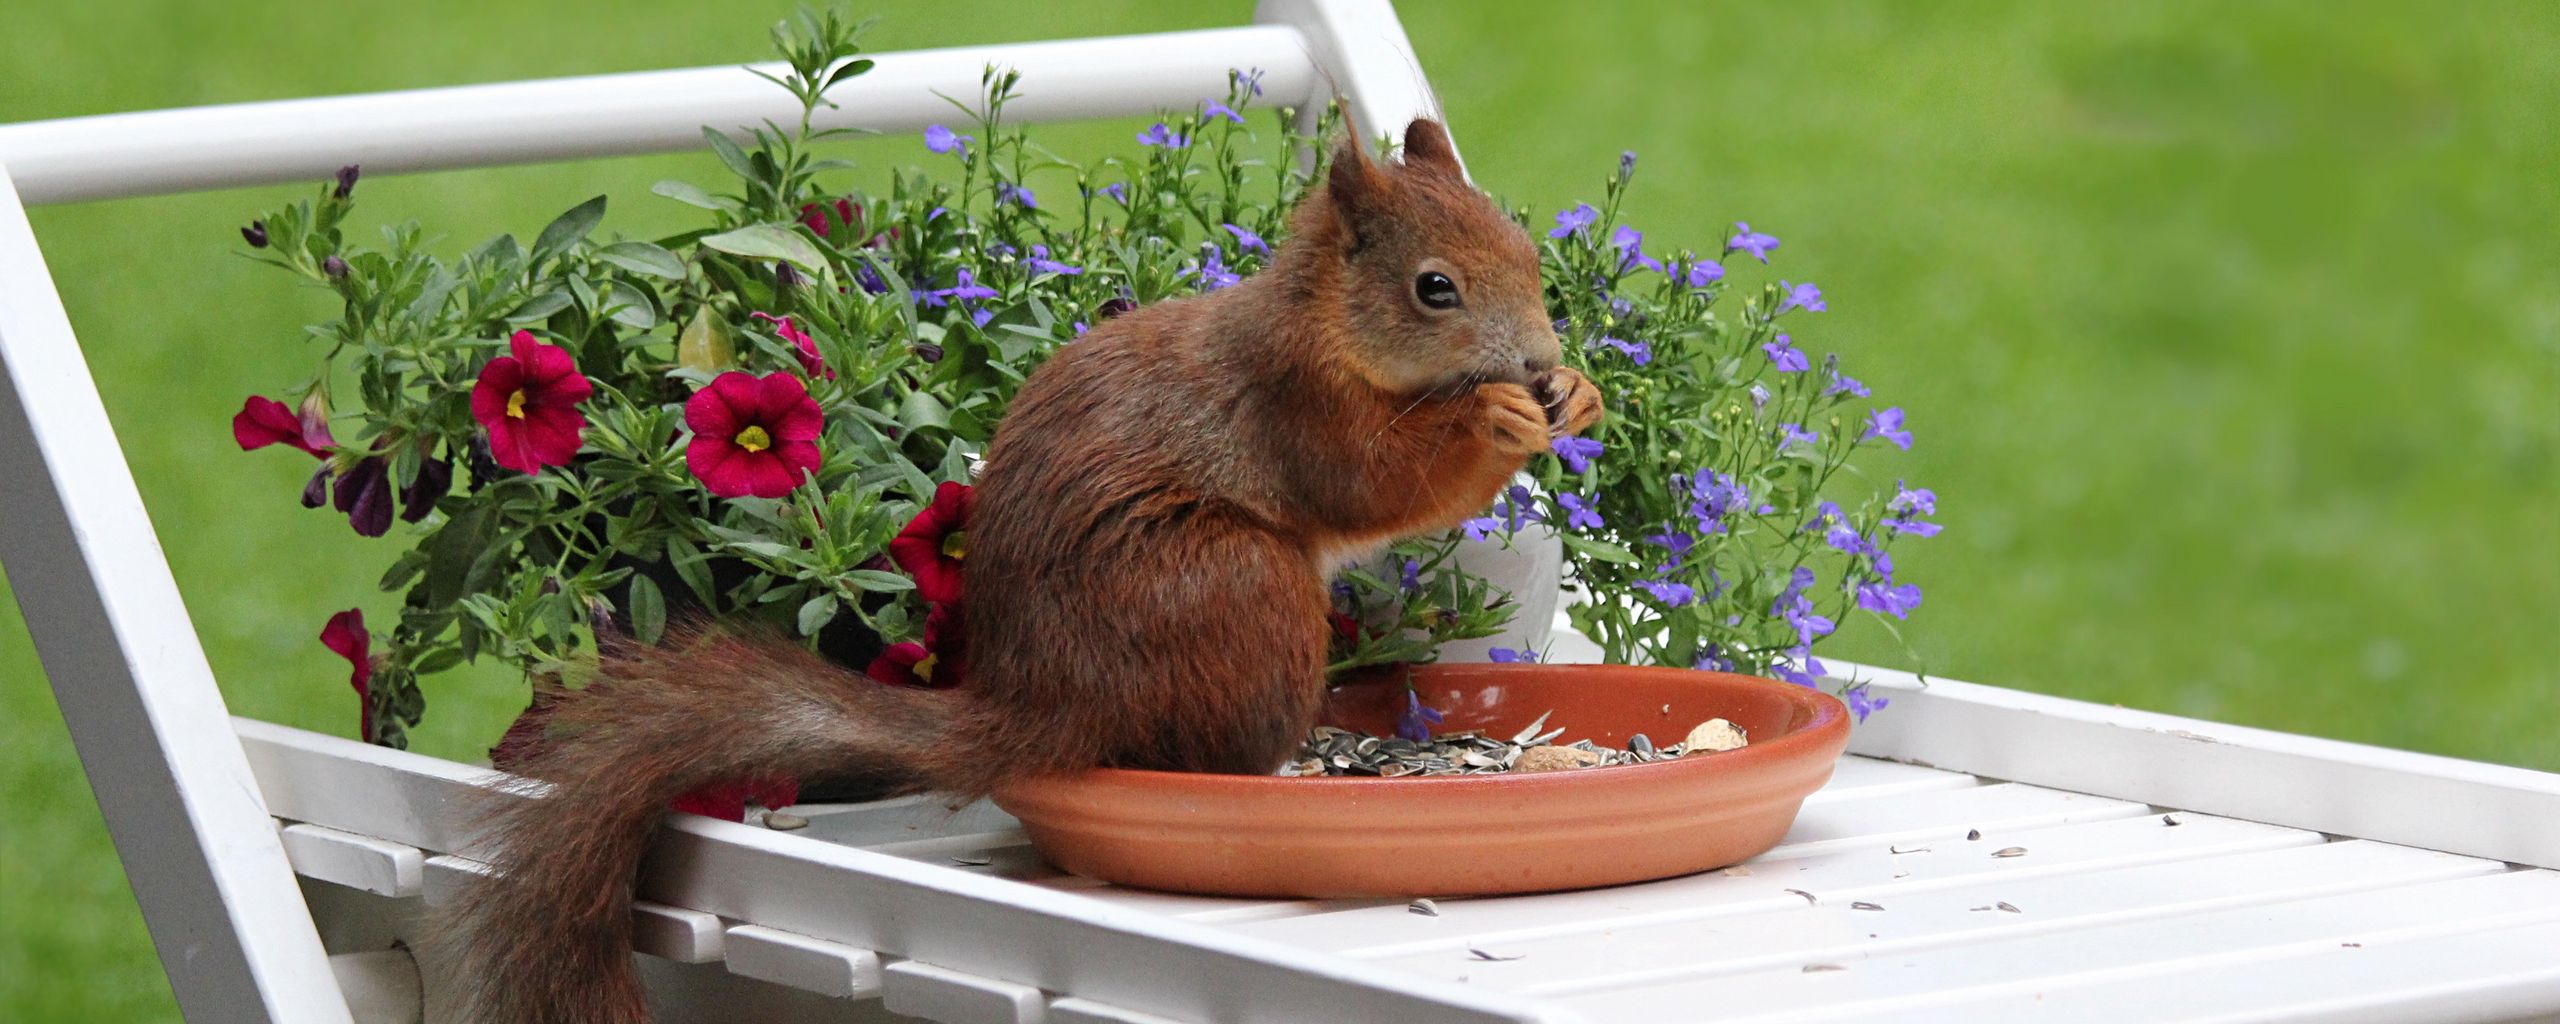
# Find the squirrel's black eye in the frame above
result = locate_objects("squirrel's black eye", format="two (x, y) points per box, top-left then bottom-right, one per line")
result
(1415, 271), (1461, 310)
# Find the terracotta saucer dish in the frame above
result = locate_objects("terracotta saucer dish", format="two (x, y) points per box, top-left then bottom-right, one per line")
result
(993, 663), (1851, 898)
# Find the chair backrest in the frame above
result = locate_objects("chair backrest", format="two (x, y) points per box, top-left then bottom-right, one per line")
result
(0, 3), (1442, 1020)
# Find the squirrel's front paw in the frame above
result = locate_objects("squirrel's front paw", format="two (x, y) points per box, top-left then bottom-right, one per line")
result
(1534, 367), (1605, 438)
(1482, 383), (1551, 456)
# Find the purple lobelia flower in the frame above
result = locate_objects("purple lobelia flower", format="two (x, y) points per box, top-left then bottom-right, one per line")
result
(1686, 470), (1751, 535)
(1188, 244), (1240, 291)
(1204, 100), (1244, 124)
(1644, 529), (1695, 570)
(1498, 484), (1545, 530)
(918, 267), (998, 308)
(1221, 223), (1270, 255)
(333, 164), (360, 200)
(1610, 225), (1663, 274)
(1231, 67), (1266, 97)
(1727, 222), (1779, 262)
(1773, 567), (1836, 645)
(1824, 354), (1870, 397)
(995, 183), (1037, 208)
(1844, 684), (1890, 722)
(970, 307), (995, 328)
(1550, 203), (1599, 239)
(1884, 516), (1942, 538)
(1778, 423), (1820, 451)
(1595, 336), (1652, 365)
(1100, 182), (1129, 204)
(1459, 516), (1502, 541)
(1694, 644), (1735, 672)
(1395, 689), (1445, 742)
(1550, 435), (1603, 473)
(1863, 407), (1913, 450)
(1558, 491), (1604, 530)
(1857, 581), (1923, 619)
(1763, 333), (1810, 372)
(1685, 258), (1725, 288)
(1889, 480), (1936, 516)
(1025, 245), (1083, 276)
(1749, 383), (1772, 411)
(1399, 557), (1422, 593)
(1137, 122), (1188, 148)
(1635, 577), (1697, 606)
(1811, 501), (1867, 555)
(1619, 150), (1638, 177)
(1771, 648), (1828, 688)
(1488, 647), (1540, 664)
(1779, 280), (1827, 313)
(923, 124), (971, 154)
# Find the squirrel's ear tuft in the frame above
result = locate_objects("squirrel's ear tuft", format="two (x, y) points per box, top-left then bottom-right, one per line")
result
(1400, 118), (1461, 179)
(1325, 131), (1383, 218)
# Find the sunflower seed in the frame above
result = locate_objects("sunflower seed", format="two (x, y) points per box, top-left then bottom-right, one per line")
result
(1888, 844), (1932, 855)
(1783, 888), (1819, 905)
(1468, 947), (1524, 962)
(1967, 829), (1983, 841)
(1408, 899), (1439, 917)
(2163, 814), (2182, 827)
(762, 811), (808, 831)
(1802, 963), (1846, 973)
(951, 854), (993, 867)
(1992, 847), (2028, 858)
(1996, 901), (2021, 913)
(1510, 711), (1555, 745)
(1850, 901), (1884, 911)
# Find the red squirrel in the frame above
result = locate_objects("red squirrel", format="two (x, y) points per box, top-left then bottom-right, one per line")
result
(438, 118), (1604, 1023)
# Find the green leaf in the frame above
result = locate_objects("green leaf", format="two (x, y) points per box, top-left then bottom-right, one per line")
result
(820, 58), (876, 94)
(1561, 533), (1639, 565)
(841, 570), (915, 593)
(702, 127), (758, 181)
(796, 594), (840, 636)
(532, 195), (608, 264)
(896, 388), (950, 433)
(665, 536), (718, 607)
(504, 290), (573, 323)
(626, 575), (666, 646)
(650, 180), (727, 211)
(596, 240), (686, 279)
(699, 223), (828, 272)
(604, 281), (659, 329)
(422, 507), (491, 608)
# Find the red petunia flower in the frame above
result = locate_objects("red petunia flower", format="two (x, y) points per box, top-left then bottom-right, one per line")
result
(670, 776), (802, 823)
(233, 394), (333, 457)
(469, 330), (592, 474)
(889, 481), (972, 604)
(798, 197), (857, 238)
(749, 311), (834, 381)
(865, 640), (961, 689)
(684, 371), (823, 499)
(320, 609), (374, 743)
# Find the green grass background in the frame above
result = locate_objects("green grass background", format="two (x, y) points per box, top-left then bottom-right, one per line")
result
(4, 1), (2554, 1018)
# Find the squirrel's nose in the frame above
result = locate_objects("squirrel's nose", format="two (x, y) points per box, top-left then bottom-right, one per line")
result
(1523, 355), (1555, 375)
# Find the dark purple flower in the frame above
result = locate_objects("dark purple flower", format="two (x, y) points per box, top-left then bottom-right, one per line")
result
(300, 465), (331, 508)
(854, 261), (887, 295)
(1550, 203), (1598, 239)
(1595, 336), (1652, 365)
(1137, 122), (1188, 148)
(1488, 647), (1539, 664)
(1845, 684), (1890, 722)
(333, 456), (393, 537)
(1558, 491), (1603, 530)
(1205, 100), (1244, 124)
(333, 164), (360, 200)
(995, 183), (1037, 208)
(399, 458), (452, 523)
(1778, 423), (1820, 451)
(1763, 333), (1809, 372)
(1550, 435), (1603, 473)
(1685, 259), (1724, 288)
(1727, 222), (1779, 262)
(1095, 296), (1137, 320)
(1221, 223), (1270, 255)
(1025, 245), (1082, 276)
(1857, 581), (1923, 620)
(1635, 577), (1697, 606)
(1779, 280), (1827, 313)
(241, 221), (269, 248)
(923, 124), (970, 154)
(322, 255), (349, 280)
(1863, 407), (1912, 450)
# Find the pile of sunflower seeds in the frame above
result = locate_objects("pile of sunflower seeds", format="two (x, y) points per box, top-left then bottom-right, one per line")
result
(1279, 711), (1743, 777)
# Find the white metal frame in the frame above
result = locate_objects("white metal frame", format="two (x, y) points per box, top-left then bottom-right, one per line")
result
(5, 1), (2556, 1021)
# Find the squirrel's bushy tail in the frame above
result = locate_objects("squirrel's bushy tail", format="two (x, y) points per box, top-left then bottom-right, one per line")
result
(433, 626), (968, 1024)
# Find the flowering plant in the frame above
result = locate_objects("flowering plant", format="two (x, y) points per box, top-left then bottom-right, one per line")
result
(1483, 154), (1940, 721)
(231, 12), (1501, 754)
(231, 9), (1929, 761)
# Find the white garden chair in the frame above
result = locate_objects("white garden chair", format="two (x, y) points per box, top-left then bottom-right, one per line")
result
(5, 2), (2558, 1021)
